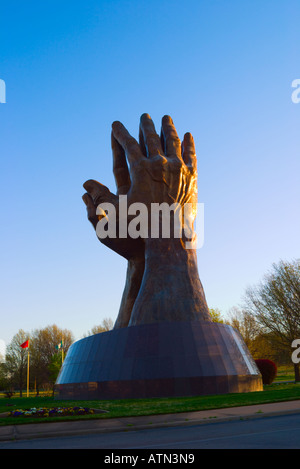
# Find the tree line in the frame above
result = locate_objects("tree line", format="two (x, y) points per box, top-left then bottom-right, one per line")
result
(0, 319), (113, 395)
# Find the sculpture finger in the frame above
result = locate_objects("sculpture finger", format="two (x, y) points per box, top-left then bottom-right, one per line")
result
(161, 115), (182, 160)
(82, 193), (98, 229)
(139, 125), (147, 156)
(182, 132), (197, 171)
(111, 132), (131, 195)
(112, 121), (144, 167)
(83, 179), (115, 206)
(139, 113), (163, 158)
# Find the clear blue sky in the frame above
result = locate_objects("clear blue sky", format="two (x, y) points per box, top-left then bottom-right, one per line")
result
(1, 0), (299, 347)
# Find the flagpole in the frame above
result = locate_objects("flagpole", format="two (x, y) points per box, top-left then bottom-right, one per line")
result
(27, 341), (30, 398)
(20, 339), (30, 396)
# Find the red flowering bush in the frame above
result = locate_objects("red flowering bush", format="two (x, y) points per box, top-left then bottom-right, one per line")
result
(255, 359), (277, 384)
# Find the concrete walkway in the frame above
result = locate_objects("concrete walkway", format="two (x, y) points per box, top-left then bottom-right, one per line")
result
(1, 400), (300, 442)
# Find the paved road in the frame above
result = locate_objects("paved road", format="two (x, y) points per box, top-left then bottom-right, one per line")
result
(1, 413), (300, 449)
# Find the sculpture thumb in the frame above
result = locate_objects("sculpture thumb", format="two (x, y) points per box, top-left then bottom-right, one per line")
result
(83, 179), (113, 205)
(82, 193), (98, 229)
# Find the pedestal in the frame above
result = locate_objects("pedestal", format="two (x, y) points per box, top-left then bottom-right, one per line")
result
(55, 321), (263, 400)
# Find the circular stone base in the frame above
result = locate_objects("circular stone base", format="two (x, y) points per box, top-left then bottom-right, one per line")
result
(55, 321), (263, 400)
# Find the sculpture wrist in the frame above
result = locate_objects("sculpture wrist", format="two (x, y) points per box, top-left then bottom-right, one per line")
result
(113, 257), (145, 329)
(128, 238), (211, 326)
(144, 237), (195, 264)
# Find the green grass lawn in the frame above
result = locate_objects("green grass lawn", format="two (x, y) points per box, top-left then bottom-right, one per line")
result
(0, 382), (300, 427)
(275, 365), (295, 381)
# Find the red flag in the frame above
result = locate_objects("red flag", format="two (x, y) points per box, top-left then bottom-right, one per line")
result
(20, 340), (29, 349)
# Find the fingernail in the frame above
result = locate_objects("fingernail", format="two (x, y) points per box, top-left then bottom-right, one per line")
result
(162, 115), (173, 124)
(184, 132), (193, 141)
(141, 113), (151, 121)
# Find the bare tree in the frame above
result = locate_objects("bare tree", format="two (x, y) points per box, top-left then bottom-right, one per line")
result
(226, 306), (261, 352)
(30, 324), (74, 394)
(3, 326), (74, 395)
(226, 306), (279, 360)
(244, 259), (300, 380)
(209, 308), (224, 323)
(4, 330), (29, 396)
(84, 317), (114, 337)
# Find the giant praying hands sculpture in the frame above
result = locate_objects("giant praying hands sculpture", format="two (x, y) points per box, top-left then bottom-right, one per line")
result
(82, 114), (212, 328)
(55, 113), (263, 400)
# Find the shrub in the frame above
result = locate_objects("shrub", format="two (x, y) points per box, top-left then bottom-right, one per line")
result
(255, 359), (277, 384)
